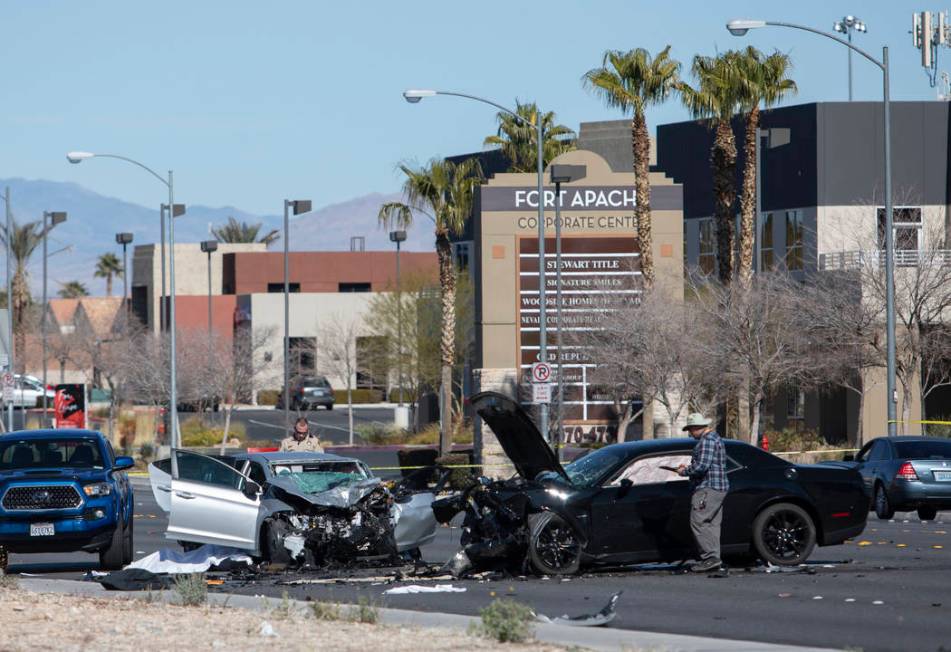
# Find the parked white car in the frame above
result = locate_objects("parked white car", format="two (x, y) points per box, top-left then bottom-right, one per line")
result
(149, 450), (439, 564)
(5, 375), (56, 409)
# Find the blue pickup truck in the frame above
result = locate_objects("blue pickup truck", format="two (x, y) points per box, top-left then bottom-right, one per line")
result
(0, 430), (135, 570)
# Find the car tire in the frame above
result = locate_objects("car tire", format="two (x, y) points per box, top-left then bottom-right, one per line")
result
(122, 516), (134, 565)
(326, 404), (334, 411)
(99, 521), (126, 570)
(918, 506), (938, 521)
(263, 519), (293, 565)
(752, 503), (817, 566)
(527, 512), (582, 576)
(874, 484), (895, 520)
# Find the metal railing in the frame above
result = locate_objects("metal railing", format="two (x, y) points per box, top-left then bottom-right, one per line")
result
(819, 249), (951, 270)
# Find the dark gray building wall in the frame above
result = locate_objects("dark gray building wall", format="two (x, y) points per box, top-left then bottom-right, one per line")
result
(651, 101), (950, 218)
(816, 102), (949, 206)
(576, 120), (633, 172)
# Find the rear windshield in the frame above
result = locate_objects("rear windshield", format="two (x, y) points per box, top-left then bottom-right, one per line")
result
(895, 440), (951, 460)
(301, 377), (330, 388)
(0, 439), (104, 470)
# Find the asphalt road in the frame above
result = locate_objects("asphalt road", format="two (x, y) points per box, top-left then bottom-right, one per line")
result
(7, 480), (951, 651)
(227, 406), (396, 445)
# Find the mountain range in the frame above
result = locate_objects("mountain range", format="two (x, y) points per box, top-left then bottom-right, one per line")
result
(0, 178), (434, 296)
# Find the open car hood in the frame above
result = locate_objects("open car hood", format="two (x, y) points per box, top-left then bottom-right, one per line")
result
(471, 391), (569, 482)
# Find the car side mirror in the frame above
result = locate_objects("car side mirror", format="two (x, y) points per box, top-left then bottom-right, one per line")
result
(113, 456), (135, 471)
(618, 478), (634, 497)
(843, 454), (855, 462)
(243, 480), (262, 499)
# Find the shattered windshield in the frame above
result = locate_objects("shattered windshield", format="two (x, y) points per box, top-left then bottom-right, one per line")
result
(270, 461), (369, 494)
(561, 448), (625, 488)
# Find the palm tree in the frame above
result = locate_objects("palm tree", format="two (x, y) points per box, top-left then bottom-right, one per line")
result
(732, 47), (796, 285)
(211, 216), (280, 245)
(0, 219), (42, 372)
(94, 252), (123, 296)
(58, 281), (89, 298)
(382, 158), (483, 453)
(680, 51), (746, 284)
(583, 46), (681, 288)
(483, 101), (576, 173)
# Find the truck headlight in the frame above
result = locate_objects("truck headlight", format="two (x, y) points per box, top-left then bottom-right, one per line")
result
(83, 482), (112, 497)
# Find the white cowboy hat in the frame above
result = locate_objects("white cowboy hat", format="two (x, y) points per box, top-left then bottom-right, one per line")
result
(682, 413), (712, 430)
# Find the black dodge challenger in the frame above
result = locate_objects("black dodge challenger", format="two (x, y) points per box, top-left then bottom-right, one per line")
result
(435, 392), (868, 575)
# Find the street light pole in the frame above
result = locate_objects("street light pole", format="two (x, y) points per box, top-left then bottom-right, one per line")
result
(200, 240), (218, 347)
(833, 16), (867, 101)
(282, 199), (313, 433)
(66, 152), (186, 453)
(389, 230), (407, 407)
(727, 19), (897, 437)
(115, 233), (133, 322)
(41, 211), (67, 424)
(2, 188), (12, 431)
(159, 204), (167, 332)
(402, 89), (551, 442)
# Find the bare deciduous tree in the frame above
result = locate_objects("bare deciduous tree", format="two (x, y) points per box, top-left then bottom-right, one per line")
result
(316, 315), (360, 446)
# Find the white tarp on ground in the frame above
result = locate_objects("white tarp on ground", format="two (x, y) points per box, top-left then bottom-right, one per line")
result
(126, 545), (253, 574)
(382, 584), (467, 595)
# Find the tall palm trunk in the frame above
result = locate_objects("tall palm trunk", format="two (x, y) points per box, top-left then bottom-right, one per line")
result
(711, 119), (737, 284)
(632, 112), (654, 287)
(105, 274), (113, 297)
(435, 230), (456, 455)
(738, 106), (759, 286)
(12, 269), (29, 374)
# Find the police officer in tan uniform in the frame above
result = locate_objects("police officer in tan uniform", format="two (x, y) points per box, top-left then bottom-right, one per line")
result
(279, 417), (324, 452)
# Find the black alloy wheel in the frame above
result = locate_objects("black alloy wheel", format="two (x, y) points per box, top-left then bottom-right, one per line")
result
(875, 484), (895, 520)
(918, 505), (938, 521)
(752, 503), (816, 566)
(527, 512), (582, 575)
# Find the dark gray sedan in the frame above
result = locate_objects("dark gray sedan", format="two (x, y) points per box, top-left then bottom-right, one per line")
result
(844, 436), (951, 520)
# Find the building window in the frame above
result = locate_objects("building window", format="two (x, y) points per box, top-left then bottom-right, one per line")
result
(453, 242), (471, 272)
(760, 212), (774, 271)
(287, 337), (316, 377)
(786, 384), (805, 420)
(339, 282), (371, 293)
(877, 207), (921, 264)
(698, 218), (716, 275)
(268, 283), (300, 293)
(355, 336), (388, 390)
(785, 210), (803, 271)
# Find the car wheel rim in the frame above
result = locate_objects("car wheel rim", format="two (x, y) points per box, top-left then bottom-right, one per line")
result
(762, 511), (810, 560)
(535, 521), (579, 570)
(876, 489), (887, 513)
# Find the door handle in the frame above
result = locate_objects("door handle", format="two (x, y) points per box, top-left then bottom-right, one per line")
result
(175, 491), (196, 499)
(157, 485), (172, 493)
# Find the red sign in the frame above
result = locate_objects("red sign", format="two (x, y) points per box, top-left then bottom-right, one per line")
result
(54, 384), (86, 429)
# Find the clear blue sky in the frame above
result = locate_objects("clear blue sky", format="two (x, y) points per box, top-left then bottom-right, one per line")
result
(0, 0), (938, 214)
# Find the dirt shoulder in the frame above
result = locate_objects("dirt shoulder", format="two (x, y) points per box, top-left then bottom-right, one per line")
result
(0, 585), (561, 652)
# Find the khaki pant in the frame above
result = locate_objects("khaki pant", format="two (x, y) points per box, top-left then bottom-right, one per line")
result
(690, 488), (727, 562)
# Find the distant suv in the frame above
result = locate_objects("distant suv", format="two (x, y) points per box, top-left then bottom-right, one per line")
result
(0, 430), (135, 570)
(276, 376), (335, 411)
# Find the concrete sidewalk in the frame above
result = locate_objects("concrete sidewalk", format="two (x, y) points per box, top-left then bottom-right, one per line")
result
(18, 577), (835, 652)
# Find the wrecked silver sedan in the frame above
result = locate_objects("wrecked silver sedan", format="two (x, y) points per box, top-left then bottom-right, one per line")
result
(149, 450), (438, 566)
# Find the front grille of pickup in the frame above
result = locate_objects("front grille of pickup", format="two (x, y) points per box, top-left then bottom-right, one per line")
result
(2, 485), (82, 510)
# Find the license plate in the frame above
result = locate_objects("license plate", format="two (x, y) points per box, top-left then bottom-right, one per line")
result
(30, 523), (55, 536)
(933, 471), (951, 482)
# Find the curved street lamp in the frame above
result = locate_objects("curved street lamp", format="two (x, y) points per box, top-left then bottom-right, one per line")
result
(402, 89), (553, 444)
(726, 19), (897, 438)
(66, 151), (185, 451)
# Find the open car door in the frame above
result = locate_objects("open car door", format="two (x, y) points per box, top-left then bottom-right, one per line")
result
(167, 450), (261, 550)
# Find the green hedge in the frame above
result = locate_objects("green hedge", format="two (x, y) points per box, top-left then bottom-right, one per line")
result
(334, 389), (383, 404)
(387, 388), (418, 403)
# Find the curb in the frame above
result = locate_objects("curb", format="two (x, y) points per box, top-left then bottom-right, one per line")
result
(17, 578), (834, 652)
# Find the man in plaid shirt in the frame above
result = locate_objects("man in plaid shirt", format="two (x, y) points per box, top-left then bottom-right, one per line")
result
(677, 413), (729, 572)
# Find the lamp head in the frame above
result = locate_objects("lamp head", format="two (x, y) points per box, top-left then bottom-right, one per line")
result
(66, 151), (95, 164)
(115, 232), (133, 245)
(726, 19), (766, 36)
(389, 230), (407, 243)
(403, 89), (436, 104)
(200, 240), (218, 253)
(48, 211), (67, 226)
